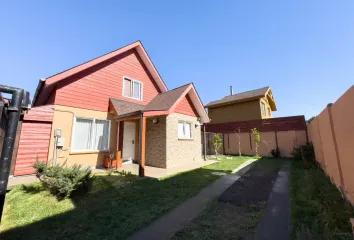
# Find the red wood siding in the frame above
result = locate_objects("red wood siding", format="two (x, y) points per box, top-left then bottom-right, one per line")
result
(174, 94), (199, 117)
(14, 105), (54, 176)
(46, 90), (56, 104)
(55, 49), (161, 111)
(14, 122), (52, 176)
(23, 105), (54, 122)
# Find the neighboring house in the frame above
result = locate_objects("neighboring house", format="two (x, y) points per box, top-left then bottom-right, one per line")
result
(13, 41), (209, 176)
(205, 86), (277, 124)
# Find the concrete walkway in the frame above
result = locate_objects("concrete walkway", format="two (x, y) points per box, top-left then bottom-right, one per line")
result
(253, 161), (291, 240)
(127, 158), (258, 240)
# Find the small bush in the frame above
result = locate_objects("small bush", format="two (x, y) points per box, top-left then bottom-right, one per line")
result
(291, 142), (316, 167)
(271, 147), (280, 158)
(33, 161), (92, 199)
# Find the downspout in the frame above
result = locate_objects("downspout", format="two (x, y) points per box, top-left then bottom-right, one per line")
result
(203, 124), (207, 160)
(139, 111), (143, 176)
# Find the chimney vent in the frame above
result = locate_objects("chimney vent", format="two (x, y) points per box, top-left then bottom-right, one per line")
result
(230, 86), (233, 95)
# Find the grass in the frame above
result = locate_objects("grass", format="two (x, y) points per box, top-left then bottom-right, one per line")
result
(171, 157), (285, 240)
(171, 200), (267, 240)
(290, 160), (354, 240)
(0, 156), (252, 240)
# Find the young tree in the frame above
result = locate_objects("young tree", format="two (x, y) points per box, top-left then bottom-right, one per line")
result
(212, 133), (223, 160)
(251, 128), (261, 157)
(235, 128), (242, 156)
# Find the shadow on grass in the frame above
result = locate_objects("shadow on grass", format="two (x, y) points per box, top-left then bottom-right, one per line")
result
(1, 168), (225, 240)
(1, 157), (283, 240)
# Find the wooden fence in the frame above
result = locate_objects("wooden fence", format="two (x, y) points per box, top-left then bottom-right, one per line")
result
(203, 116), (308, 157)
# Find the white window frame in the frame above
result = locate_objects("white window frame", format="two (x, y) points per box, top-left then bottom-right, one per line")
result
(178, 120), (193, 139)
(71, 116), (111, 153)
(122, 77), (143, 101)
(261, 101), (266, 116)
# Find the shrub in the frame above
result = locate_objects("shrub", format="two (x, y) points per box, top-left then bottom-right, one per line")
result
(271, 147), (280, 158)
(33, 161), (92, 199)
(212, 134), (223, 159)
(291, 142), (316, 167)
(251, 128), (261, 157)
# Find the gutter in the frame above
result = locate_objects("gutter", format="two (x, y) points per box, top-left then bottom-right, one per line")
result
(32, 78), (46, 106)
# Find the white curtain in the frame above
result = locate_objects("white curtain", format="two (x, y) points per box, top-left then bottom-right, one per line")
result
(124, 78), (132, 97)
(178, 122), (184, 138)
(72, 118), (93, 151)
(93, 120), (109, 150)
(133, 81), (141, 99)
(184, 122), (192, 138)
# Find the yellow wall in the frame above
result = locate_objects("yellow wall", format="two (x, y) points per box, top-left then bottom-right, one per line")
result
(48, 105), (117, 167)
(208, 99), (262, 123)
(260, 97), (272, 119)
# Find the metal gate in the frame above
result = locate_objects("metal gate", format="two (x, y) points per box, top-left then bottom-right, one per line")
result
(0, 102), (8, 158)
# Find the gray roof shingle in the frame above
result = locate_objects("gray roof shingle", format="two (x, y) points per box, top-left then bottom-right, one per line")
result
(110, 83), (191, 116)
(205, 86), (270, 108)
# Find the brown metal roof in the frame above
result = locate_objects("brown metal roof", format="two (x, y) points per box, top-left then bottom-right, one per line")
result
(205, 86), (270, 108)
(110, 84), (190, 116)
(109, 98), (145, 116)
(144, 84), (191, 111)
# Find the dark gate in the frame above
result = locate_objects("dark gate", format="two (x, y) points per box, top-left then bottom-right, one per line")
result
(0, 102), (8, 159)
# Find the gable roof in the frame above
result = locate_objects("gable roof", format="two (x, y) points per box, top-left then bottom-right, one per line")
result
(144, 84), (190, 111)
(109, 98), (145, 116)
(33, 41), (168, 106)
(205, 86), (276, 110)
(110, 83), (210, 123)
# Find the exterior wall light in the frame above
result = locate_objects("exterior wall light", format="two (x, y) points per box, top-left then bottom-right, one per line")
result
(152, 118), (159, 124)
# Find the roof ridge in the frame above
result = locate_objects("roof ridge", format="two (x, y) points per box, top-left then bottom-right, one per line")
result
(164, 82), (192, 92)
(223, 86), (269, 98)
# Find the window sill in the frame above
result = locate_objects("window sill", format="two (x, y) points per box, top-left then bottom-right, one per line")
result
(178, 138), (194, 141)
(123, 95), (143, 101)
(70, 150), (109, 155)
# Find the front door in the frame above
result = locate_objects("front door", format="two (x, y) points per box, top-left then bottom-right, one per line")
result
(122, 121), (136, 161)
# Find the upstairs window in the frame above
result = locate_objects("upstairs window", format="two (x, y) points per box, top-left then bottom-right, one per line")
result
(123, 77), (143, 100)
(178, 121), (192, 139)
(261, 102), (266, 116)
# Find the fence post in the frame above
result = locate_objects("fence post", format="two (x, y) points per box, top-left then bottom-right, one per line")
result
(327, 103), (345, 192)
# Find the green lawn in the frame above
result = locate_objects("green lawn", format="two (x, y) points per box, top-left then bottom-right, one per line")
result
(1, 156), (252, 240)
(290, 161), (354, 240)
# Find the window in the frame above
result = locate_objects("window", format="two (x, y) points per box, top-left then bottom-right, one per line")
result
(72, 117), (110, 152)
(178, 121), (192, 139)
(261, 102), (266, 116)
(123, 77), (143, 100)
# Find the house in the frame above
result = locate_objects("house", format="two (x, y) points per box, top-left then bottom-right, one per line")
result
(204, 86), (277, 124)
(13, 41), (209, 176)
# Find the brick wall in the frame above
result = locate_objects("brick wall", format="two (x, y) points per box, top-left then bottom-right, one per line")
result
(146, 116), (167, 168)
(166, 113), (203, 168)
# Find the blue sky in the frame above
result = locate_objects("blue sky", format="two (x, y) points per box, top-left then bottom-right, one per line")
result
(1, 1), (353, 119)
